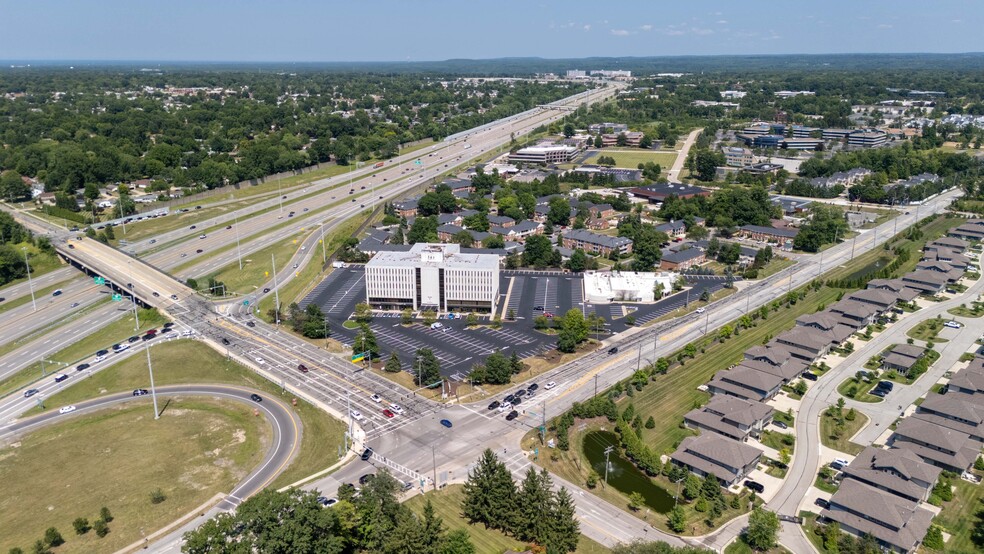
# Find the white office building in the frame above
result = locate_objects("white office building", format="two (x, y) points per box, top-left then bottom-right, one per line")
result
(508, 144), (580, 165)
(365, 243), (500, 313)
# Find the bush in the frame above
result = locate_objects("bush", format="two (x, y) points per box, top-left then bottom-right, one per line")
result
(99, 506), (113, 522)
(645, 416), (655, 429)
(150, 488), (167, 504)
(72, 517), (90, 535)
(923, 525), (945, 550)
(93, 519), (109, 538)
(43, 528), (64, 547)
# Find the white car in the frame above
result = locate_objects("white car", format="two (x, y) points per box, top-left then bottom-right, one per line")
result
(544, 381), (557, 390)
(695, 307), (706, 314)
(497, 402), (512, 413)
(944, 321), (962, 329)
(59, 405), (77, 414)
(389, 403), (404, 415)
(115, 344), (129, 353)
(255, 357), (265, 364)
(351, 410), (364, 421)
(370, 394), (382, 403)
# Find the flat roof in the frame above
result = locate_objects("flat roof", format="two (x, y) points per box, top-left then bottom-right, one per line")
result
(367, 243), (499, 271)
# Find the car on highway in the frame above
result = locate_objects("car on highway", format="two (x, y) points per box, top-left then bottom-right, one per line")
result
(58, 405), (77, 414)
(382, 409), (395, 418)
(54, 374), (69, 383)
(152, 291), (160, 297)
(608, 346), (619, 355)
(696, 307), (706, 314)
(246, 321), (256, 327)
(190, 225), (196, 229)
(149, 239), (156, 244)
(262, 288), (270, 293)
(351, 410), (364, 421)
(199, 234), (206, 239)
(71, 302), (80, 308)
(513, 389), (526, 398)
(527, 383), (538, 392)
(52, 289), (63, 296)
(254, 357), (265, 364)
(488, 400), (500, 410)
(196, 249), (203, 254)
(96, 349), (109, 356)
(505, 410), (519, 421)
(170, 294), (178, 300)
(440, 419), (453, 428)
(544, 381), (557, 390)
(23, 388), (39, 398)
(250, 393), (262, 402)
(226, 225), (232, 230)
(297, 363), (309, 373)
(945, 320), (962, 329)
(127, 336), (140, 343)
(389, 404), (404, 415)
(221, 337), (231, 345)
(180, 253), (187, 258)
(75, 363), (89, 371)
(133, 389), (149, 396)
(369, 393), (382, 403)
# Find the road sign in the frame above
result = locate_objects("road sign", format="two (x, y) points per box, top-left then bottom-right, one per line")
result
(111, 293), (122, 301)
(94, 276), (106, 285)
(414, 159), (422, 166)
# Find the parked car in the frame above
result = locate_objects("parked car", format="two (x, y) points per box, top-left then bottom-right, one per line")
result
(945, 320), (962, 329)
(774, 421), (788, 430)
(488, 401), (500, 411)
(743, 480), (764, 493)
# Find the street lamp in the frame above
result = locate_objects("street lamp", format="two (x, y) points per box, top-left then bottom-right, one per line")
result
(23, 247), (36, 312)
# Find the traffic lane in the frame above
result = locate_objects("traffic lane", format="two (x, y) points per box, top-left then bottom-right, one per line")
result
(0, 266), (76, 304)
(0, 276), (101, 344)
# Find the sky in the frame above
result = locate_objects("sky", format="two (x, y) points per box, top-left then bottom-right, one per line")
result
(2, 0), (981, 62)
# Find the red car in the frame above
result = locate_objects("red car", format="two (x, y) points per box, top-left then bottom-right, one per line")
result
(543, 312), (554, 318)
(298, 364), (309, 373)
(382, 409), (395, 418)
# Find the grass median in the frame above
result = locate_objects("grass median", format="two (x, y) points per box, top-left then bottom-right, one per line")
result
(36, 339), (347, 489)
(820, 408), (868, 455)
(0, 397), (269, 554)
(405, 484), (610, 554)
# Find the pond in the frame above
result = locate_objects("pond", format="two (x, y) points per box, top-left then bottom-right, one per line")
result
(581, 430), (676, 513)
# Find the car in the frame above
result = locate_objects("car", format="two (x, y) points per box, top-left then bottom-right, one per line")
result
(439, 419), (453, 428)
(220, 337), (231, 346)
(743, 480), (764, 493)
(23, 388), (39, 398)
(170, 294), (178, 300)
(226, 225), (232, 230)
(503, 394), (515, 404)
(533, 305), (544, 311)
(70, 302), (80, 308)
(389, 404), (404, 415)
(370, 394), (382, 403)
(195, 205), (202, 210)
(54, 374), (69, 383)
(196, 249), (203, 254)
(254, 357), (265, 364)
(133, 389), (149, 396)
(945, 320), (962, 329)
(488, 400), (501, 411)
(774, 421), (788, 430)
(815, 498), (830, 509)
(802, 371), (818, 381)
(246, 321), (256, 328)
(834, 457), (850, 467)
(360, 447), (374, 461)
(512, 396), (523, 406)
(527, 383), (538, 392)
(127, 335), (140, 343)
(298, 363), (309, 373)
(696, 307), (706, 314)
(262, 288), (271, 293)
(514, 389), (526, 398)
(292, 263), (298, 269)
(608, 346), (619, 355)
(544, 381), (557, 390)
(190, 225), (196, 229)
(75, 363), (90, 371)
(180, 253), (187, 258)
(148, 239), (157, 244)
(52, 289), (63, 296)
(359, 473), (375, 485)
(96, 349), (109, 356)
(876, 380), (894, 391)
(250, 393), (262, 402)
(505, 410), (519, 421)
(152, 291), (160, 297)
(58, 405), (77, 414)
(303, 208), (308, 212)
(351, 410), (364, 421)
(497, 402), (512, 413)
(199, 234), (206, 239)
(382, 409), (395, 418)
(543, 312), (554, 318)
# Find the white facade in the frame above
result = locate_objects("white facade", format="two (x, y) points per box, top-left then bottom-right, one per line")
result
(508, 144), (579, 165)
(583, 271), (679, 304)
(365, 243), (500, 312)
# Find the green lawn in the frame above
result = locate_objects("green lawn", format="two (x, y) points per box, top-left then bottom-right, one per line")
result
(837, 376), (883, 403)
(819, 409), (868, 456)
(0, 307), (165, 399)
(405, 484), (610, 554)
(930, 477), (984, 552)
(584, 150), (678, 170)
(949, 302), (984, 318)
(0, 242), (64, 291)
(198, 227), (312, 295)
(0, 398), (269, 554)
(36, 340), (347, 489)
(907, 318), (950, 343)
(724, 538), (792, 554)
(760, 430), (796, 453)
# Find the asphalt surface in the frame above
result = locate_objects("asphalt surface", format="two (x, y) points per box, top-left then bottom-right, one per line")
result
(0, 384), (301, 513)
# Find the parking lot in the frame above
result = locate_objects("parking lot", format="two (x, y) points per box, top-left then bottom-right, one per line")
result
(301, 267), (730, 377)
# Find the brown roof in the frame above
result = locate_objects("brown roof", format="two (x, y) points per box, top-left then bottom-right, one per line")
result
(671, 434), (762, 482)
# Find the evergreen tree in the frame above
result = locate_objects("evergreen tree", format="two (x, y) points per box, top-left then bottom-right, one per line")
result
(462, 449), (517, 532)
(516, 468), (553, 544)
(414, 347), (441, 386)
(420, 500), (446, 552)
(548, 487), (581, 553)
(667, 506), (687, 533)
(384, 352), (402, 373)
(509, 351), (523, 374)
(440, 529), (476, 554)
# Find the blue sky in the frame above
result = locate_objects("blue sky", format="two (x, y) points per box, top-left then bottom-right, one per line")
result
(2, 0), (980, 62)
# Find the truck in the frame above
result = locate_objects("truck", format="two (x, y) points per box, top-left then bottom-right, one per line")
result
(373, 161), (384, 168)
(332, 261), (347, 268)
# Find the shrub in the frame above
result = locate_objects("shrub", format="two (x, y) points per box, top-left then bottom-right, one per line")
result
(99, 507), (113, 522)
(72, 517), (90, 535)
(43, 528), (64, 547)
(150, 488), (167, 504)
(93, 519), (109, 538)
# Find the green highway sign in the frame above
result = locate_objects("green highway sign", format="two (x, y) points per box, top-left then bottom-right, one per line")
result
(414, 159), (422, 166)
(111, 293), (123, 301)
(94, 276), (106, 285)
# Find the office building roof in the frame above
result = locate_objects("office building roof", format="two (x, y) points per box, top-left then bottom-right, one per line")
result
(367, 242), (499, 271)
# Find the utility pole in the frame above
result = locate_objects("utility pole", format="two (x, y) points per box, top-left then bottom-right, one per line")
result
(320, 222), (327, 264)
(703, 309), (710, 335)
(431, 444), (439, 491)
(540, 401), (547, 445)
(346, 391), (352, 450)
(23, 247), (36, 312)
(594, 374), (598, 397)
(604, 446), (614, 486)
(146, 343), (159, 420)
(271, 254), (281, 325)
(745, 289), (750, 314)
(131, 294), (140, 330)
(235, 214), (243, 270)
(851, 235), (857, 260)
(636, 344), (642, 371)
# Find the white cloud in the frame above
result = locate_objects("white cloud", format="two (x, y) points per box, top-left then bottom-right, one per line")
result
(611, 29), (631, 36)
(691, 27), (714, 36)
(717, 20), (728, 24)
(583, 24), (591, 31)
(640, 24), (653, 32)
(877, 23), (893, 29)
(952, 19), (963, 23)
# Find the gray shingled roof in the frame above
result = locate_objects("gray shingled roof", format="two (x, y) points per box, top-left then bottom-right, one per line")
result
(563, 229), (633, 249)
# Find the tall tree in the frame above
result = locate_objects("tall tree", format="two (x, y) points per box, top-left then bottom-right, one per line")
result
(557, 308), (588, 353)
(462, 449), (517, 532)
(414, 347), (441, 386)
(516, 468), (553, 543)
(548, 487), (581, 552)
(745, 507), (780, 551)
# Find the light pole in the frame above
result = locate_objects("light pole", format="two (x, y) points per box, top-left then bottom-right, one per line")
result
(320, 221), (327, 264)
(235, 214), (243, 270)
(271, 254), (281, 325)
(23, 247), (36, 312)
(146, 343), (160, 420)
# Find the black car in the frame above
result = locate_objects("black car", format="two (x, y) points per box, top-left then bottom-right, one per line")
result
(488, 401), (500, 411)
(54, 374), (69, 383)
(743, 480), (764, 493)
(802, 371), (818, 381)
(127, 336), (140, 343)
(262, 288), (271, 293)
(533, 306), (544, 311)
(221, 337), (230, 345)
(815, 498), (829, 509)
(163, 322), (174, 329)
(141, 334), (155, 342)
(876, 380), (894, 392)
(513, 389), (526, 398)
(359, 473), (375, 485)
(75, 363), (89, 371)
(133, 389), (149, 396)
(512, 396), (523, 406)
(608, 346), (619, 355)
(527, 383), (538, 392)
(503, 394), (515, 404)
(361, 448), (374, 461)
(96, 349), (109, 357)
(250, 393), (262, 402)
(246, 321), (256, 328)
(505, 410), (519, 421)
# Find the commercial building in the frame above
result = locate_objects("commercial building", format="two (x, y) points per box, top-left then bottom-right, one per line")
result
(508, 144), (580, 165)
(365, 243), (500, 313)
(722, 147), (754, 167)
(848, 129), (889, 148)
(588, 122), (628, 134)
(582, 271), (677, 303)
(628, 183), (711, 203)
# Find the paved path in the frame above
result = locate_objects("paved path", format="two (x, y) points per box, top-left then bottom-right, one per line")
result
(667, 128), (703, 181)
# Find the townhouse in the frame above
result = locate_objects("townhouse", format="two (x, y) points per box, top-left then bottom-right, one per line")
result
(669, 434), (763, 487)
(659, 248), (706, 271)
(881, 345), (928, 375)
(683, 396), (774, 443)
(819, 479), (935, 553)
(561, 229), (633, 257)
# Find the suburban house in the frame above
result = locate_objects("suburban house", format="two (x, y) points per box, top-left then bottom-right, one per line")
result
(771, 327), (836, 361)
(866, 279), (922, 303)
(914, 260), (964, 282)
(683, 396), (774, 442)
(819, 479), (935, 554)
(881, 344), (927, 375)
(670, 434), (763, 487)
(841, 447), (941, 503)
(707, 366), (784, 402)
(915, 393), (984, 443)
(900, 270), (948, 295)
(927, 248), (971, 269)
(561, 229), (633, 257)
(828, 298), (881, 327)
(794, 312), (857, 343)
(890, 417), (980, 473)
(925, 236), (968, 253)
(846, 288), (901, 313)
(948, 221), (984, 241)
(659, 248), (706, 270)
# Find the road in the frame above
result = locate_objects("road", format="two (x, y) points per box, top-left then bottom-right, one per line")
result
(667, 128), (703, 181)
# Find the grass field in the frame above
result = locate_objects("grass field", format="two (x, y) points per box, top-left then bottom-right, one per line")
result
(949, 302), (984, 317)
(837, 376), (883, 403)
(0, 398), (269, 554)
(201, 227), (313, 295)
(405, 484), (611, 554)
(819, 409), (868, 455)
(724, 538), (792, 554)
(907, 318), (950, 343)
(584, 150), (678, 170)
(0, 242), (64, 292)
(929, 477), (984, 552)
(37, 340), (348, 489)
(0, 307), (164, 399)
